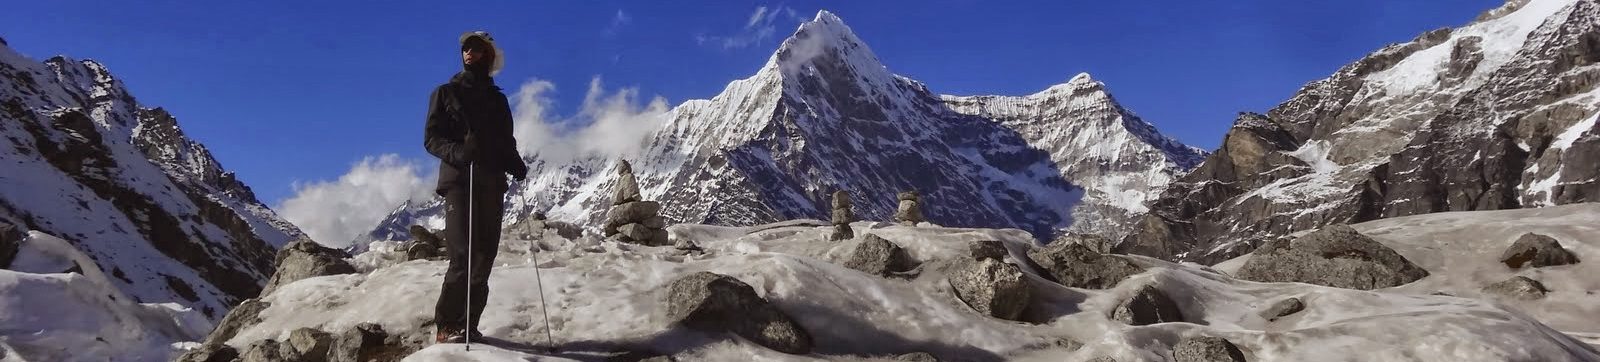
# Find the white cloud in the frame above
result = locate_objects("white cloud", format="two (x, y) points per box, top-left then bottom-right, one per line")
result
(511, 77), (670, 164)
(698, 5), (803, 49)
(277, 155), (435, 248)
(605, 10), (632, 36)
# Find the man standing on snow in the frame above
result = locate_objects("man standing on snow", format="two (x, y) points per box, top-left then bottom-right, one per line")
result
(424, 31), (528, 343)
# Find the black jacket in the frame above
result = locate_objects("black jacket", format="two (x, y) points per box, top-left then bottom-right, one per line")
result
(424, 70), (526, 195)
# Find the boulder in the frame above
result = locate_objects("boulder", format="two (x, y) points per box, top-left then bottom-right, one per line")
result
(665, 272), (812, 354)
(1171, 336), (1247, 362)
(674, 239), (703, 253)
(1028, 242), (1144, 289)
(285, 327), (334, 362)
(1235, 225), (1429, 290)
(1052, 233), (1116, 254)
(176, 343), (239, 362)
(0, 221), (21, 269)
(1483, 276), (1550, 300)
(832, 190), (853, 210)
(897, 191), (921, 202)
(405, 242), (440, 261)
(843, 234), (916, 276)
(202, 298), (270, 347)
(949, 258), (1031, 321)
(407, 225), (443, 249)
(613, 160), (643, 205)
(828, 224), (854, 241)
(895, 199), (925, 224)
(643, 215), (668, 229)
(618, 223), (653, 242)
(1499, 233), (1580, 269)
(262, 239), (357, 296)
(969, 240), (1008, 261)
(1258, 297), (1305, 322)
(606, 201), (662, 233)
(330, 323), (387, 362)
(1111, 285), (1184, 326)
(649, 229), (671, 246)
(831, 209), (854, 225)
(241, 339), (285, 362)
(895, 352), (939, 361)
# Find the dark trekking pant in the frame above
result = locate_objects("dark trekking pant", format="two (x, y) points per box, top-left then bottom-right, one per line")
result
(433, 179), (505, 331)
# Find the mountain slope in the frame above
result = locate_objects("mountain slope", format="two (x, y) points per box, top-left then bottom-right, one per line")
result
(1121, 0), (1600, 262)
(0, 42), (303, 320)
(366, 11), (1203, 244)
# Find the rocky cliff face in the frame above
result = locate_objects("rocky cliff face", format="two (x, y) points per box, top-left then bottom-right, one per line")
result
(366, 11), (1203, 244)
(0, 43), (302, 318)
(1122, 0), (1600, 263)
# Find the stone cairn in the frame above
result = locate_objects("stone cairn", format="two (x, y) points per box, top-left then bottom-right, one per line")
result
(894, 190), (925, 225)
(829, 190), (854, 241)
(603, 160), (670, 246)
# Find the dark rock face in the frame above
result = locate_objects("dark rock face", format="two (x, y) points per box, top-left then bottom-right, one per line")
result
(0, 221), (20, 269)
(261, 239), (356, 296)
(176, 343), (239, 362)
(285, 328), (334, 362)
(1259, 297), (1306, 322)
(1120, 2), (1600, 263)
(1111, 285), (1184, 326)
(844, 234), (916, 276)
(1484, 276), (1550, 300)
(968, 240), (1008, 261)
(1236, 225), (1429, 290)
(949, 258), (1031, 321)
(1029, 242), (1145, 289)
(201, 298), (270, 347)
(330, 323), (388, 362)
(1171, 336), (1247, 362)
(665, 272), (812, 354)
(1500, 233), (1580, 269)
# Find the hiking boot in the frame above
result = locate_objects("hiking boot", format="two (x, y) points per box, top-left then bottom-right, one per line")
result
(467, 328), (485, 341)
(436, 326), (467, 344)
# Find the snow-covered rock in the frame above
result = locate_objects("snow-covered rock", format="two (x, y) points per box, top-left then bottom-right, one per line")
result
(217, 203), (1600, 361)
(1125, 0), (1600, 262)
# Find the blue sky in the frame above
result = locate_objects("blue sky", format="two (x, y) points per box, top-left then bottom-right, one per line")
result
(3, 0), (1501, 207)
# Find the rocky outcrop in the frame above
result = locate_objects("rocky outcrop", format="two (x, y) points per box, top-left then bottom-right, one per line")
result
(1029, 242), (1145, 289)
(1235, 225), (1428, 290)
(894, 352), (940, 361)
(261, 239), (356, 296)
(1259, 297), (1305, 322)
(1111, 285), (1184, 326)
(405, 226), (444, 261)
(665, 272), (812, 354)
(284, 328), (334, 362)
(175, 343), (239, 362)
(604, 161), (670, 246)
(1171, 336), (1247, 362)
(894, 191), (926, 225)
(949, 258), (1031, 321)
(969, 240), (1007, 261)
(1483, 276), (1550, 300)
(1120, 1), (1600, 263)
(1499, 233), (1580, 269)
(201, 298), (270, 347)
(843, 234), (916, 277)
(829, 190), (855, 241)
(330, 323), (388, 362)
(0, 221), (20, 268)
(241, 339), (285, 362)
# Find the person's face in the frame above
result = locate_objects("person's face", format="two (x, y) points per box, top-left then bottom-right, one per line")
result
(462, 40), (491, 66)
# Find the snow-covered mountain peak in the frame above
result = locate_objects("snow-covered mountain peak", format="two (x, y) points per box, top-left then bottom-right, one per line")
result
(765, 10), (894, 85)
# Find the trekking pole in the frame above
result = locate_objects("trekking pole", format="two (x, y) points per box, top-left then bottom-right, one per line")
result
(466, 162), (474, 351)
(530, 241), (556, 351)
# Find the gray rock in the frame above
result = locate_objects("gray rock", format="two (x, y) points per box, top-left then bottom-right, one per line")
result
(844, 234), (916, 276)
(894, 352), (939, 361)
(330, 323), (387, 362)
(202, 298), (270, 347)
(650, 229), (671, 246)
(618, 223), (653, 243)
(897, 191), (921, 202)
(674, 239), (703, 253)
(895, 199), (925, 225)
(1028, 242), (1144, 289)
(606, 201), (662, 235)
(613, 160), (643, 205)
(949, 258), (1031, 321)
(1111, 285), (1184, 326)
(408, 225), (443, 249)
(405, 242), (439, 261)
(969, 240), (1007, 261)
(1235, 225), (1429, 290)
(241, 339), (285, 362)
(665, 272), (812, 354)
(1053, 233), (1116, 254)
(1087, 357), (1116, 362)
(1500, 233), (1580, 269)
(176, 343), (239, 362)
(1258, 297), (1305, 322)
(262, 239), (356, 296)
(0, 221), (20, 269)
(828, 224), (854, 241)
(1483, 276), (1550, 300)
(1172, 336), (1246, 362)
(831, 208), (854, 225)
(832, 190), (853, 210)
(286, 328), (333, 362)
(643, 215), (668, 229)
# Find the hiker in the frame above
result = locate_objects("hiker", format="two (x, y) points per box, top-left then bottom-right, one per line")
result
(423, 30), (528, 343)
